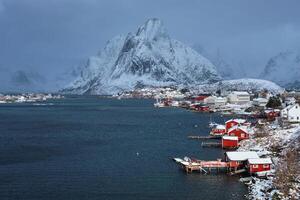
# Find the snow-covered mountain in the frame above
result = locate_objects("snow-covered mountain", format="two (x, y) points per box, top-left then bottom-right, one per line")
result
(260, 51), (300, 86)
(197, 78), (284, 94)
(63, 18), (220, 94)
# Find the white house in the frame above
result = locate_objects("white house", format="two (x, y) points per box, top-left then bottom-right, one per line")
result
(227, 91), (251, 105)
(253, 98), (268, 107)
(204, 96), (227, 107)
(280, 103), (300, 122)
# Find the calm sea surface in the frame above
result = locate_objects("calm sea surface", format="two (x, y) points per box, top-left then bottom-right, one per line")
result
(0, 96), (247, 200)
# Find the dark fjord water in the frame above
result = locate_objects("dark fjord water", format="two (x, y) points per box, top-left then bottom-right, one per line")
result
(0, 96), (247, 200)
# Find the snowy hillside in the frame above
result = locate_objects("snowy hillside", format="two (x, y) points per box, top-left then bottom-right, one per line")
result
(197, 78), (284, 94)
(260, 51), (300, 86)
(63, 18), (220, 95)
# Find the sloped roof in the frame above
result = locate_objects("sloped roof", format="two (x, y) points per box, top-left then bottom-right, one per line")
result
(228, 125), (250, 134)
(225, 119), (246, 124)
(226, 151), (259, 161)
(248, 158), (272, 164)
(222, 136), (238, 141)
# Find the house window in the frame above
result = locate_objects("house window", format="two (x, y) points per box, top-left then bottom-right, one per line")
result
(241, 133), (245, 138)
(252, 165), (258, 168)
(263, 164), (269, 168)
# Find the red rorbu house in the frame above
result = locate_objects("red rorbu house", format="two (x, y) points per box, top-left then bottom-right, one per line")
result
(210, 125), (226, 136)
(191, 104), (210, 112)
(225, 151), (259, 170)
(227, 126), (251, 140)
(193, 95), (209, 103)
(247, 158), (272, 175)
(222, 136), (239, 149)
(265, 110), (280, 121)
(225, 119), (247, 133)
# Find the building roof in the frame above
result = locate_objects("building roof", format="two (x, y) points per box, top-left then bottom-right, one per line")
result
(225, 119), (246, 124)
(222, 136), (238, 141)
(228, 125), (250, 134)
(230, 91), (250, 95)
(226, 151), (259, 161)
(215, 125), (226, 129)
(283, 103), (300, 111)
(248, 158), (272, 164)
(253, 98), (268, 102)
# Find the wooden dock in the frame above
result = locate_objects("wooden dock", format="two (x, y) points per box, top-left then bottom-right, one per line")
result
(188, 135), (221, 140)
(201, 142), (221, 147)
(180, 159), (229, 173)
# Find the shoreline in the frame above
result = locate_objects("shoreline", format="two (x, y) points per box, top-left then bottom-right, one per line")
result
(238, 123), (300, 199)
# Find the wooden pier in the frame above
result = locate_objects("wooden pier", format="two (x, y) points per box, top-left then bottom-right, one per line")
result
(201, 142), (221, 147)
(188, 135), (221, 140)
(180, 159), (229, 173)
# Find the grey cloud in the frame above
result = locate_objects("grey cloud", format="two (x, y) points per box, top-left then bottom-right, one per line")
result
(0, 0), (300, 91)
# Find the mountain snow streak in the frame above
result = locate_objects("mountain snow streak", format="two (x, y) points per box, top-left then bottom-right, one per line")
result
(63, 18), (220, 94)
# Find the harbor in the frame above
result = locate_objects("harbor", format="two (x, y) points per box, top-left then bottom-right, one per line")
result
(0, 97), (248, 200)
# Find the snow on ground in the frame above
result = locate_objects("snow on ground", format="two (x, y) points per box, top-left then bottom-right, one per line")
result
(238, 124), (300, 200)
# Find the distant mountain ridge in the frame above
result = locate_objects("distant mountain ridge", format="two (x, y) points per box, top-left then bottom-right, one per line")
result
(260, 51), (300, 87)
(197, 78), (284, 94)
(63, 18), (221, 94)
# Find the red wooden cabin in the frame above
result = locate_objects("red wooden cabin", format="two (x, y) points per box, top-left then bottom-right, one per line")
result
(193, 95), (209, 102)
(210, 125), (226, 136)
(227, 126), (250, 140)
(222, 136), (239, 149)
(225, 151), (259, 170)
(247, 158), (272, 174)
(192, 104), (210, 112)
(265, 110), (280, 121)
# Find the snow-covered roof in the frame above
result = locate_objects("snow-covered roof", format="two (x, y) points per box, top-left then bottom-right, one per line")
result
(222, 136), (238, 141)
(215, 125), (226, 129)
(248, 158), (272, 165)
(228, 125), (250, 134)
(253, 98), (268, 102)
(285, 103), (300, 111)
(230, 91), (250, 95)
(226, 151), (259, 161)
(225, 118), (246, 124)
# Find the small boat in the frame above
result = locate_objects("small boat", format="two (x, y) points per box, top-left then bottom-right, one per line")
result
(173, 158), (184, 163)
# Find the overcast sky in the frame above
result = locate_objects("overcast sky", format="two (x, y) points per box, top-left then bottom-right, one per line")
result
(0, 0), (300, 91)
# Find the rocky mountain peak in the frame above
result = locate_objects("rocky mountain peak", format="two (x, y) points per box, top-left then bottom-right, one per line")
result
(136, 18), (168, 41)
(63, 18), (220, 95)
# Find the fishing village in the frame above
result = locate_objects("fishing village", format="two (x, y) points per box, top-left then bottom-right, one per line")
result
(117, 86), (300, 199)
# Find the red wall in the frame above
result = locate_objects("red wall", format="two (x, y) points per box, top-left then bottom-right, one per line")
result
(222, 139), (238, 148)
(248, 164), (271, 173)
(228, 129), (249, 140)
